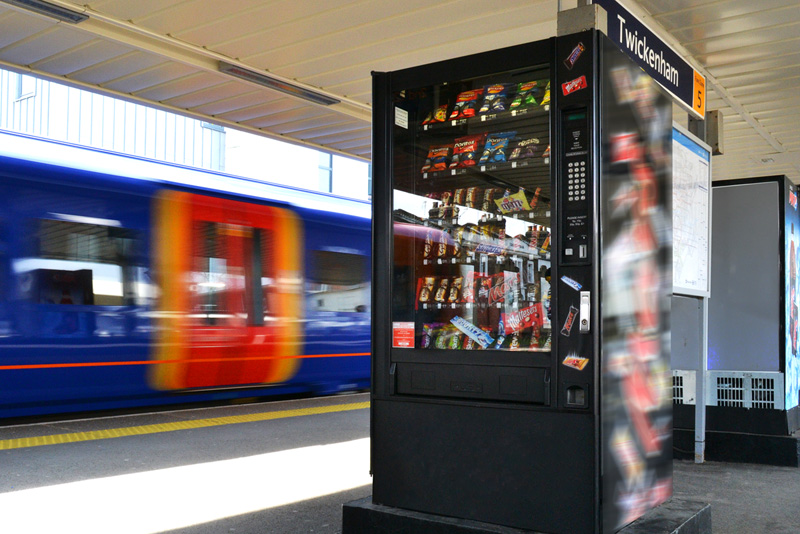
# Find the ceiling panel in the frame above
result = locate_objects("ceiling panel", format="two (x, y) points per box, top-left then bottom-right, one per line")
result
(0, 25), (93, 66)
(0, 9), (54, 49)
(162, 81), (249, 109)
(101, 61), (197, 93)
(73, 51), (166, 85)
(0, 0), (796, 180)
(31, 38), (131, 75)
(134, 71), (229, 102)
(190, 90), (270, 116)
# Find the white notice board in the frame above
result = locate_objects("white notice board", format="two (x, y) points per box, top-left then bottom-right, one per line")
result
(672, 123), (712, 297)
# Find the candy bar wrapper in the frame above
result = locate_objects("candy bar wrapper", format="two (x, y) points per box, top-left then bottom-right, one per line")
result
(462, 335), (481, 350)
(502, 303), (545, 335)
(563, 355), (590, 371)
(448, 276), (463, 303)
(436, 228), (450, 259)
(459, 265), (475, 303)
(423, 228), (435, 259)
(474, 242), (504, 256)
(488, 271), (521, 306)
(451, 316), (495, 349)
(475, 275), (491, 327)
(495, 189), (532, 214)
(434, 277), (450, 303)
(561, 305), (579, 337)
(419, 276), (436, 302)
(465, 186), (482, 209)
(449, 89), (484, 120)
(481, 187), (505, 213)
(451, 226), (464, 258)
(460, 223), (481, 254)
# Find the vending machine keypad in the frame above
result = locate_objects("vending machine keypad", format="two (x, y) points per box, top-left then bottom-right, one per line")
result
(560, 109), (591, 265)
(567, 161), (587, 203)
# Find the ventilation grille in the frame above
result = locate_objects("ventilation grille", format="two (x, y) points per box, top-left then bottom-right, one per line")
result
(672, 370), (783, 409)
(671, 370), (696, 405)
(716, 376), (745, 407)
(751, 377), (776, 409)
(673, 375), (684, 405)
(708, 372), (782, 410)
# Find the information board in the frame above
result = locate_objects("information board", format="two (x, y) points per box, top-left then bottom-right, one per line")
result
(672, 124), (711, 297)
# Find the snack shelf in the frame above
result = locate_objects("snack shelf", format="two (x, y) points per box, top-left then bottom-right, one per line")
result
(420, 155), (550, 182)
(420, 104), (550, 133)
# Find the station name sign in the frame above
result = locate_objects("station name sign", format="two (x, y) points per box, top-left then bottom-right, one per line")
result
(595, 0), (706, 119)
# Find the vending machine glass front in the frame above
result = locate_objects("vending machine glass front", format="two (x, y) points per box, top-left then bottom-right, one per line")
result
(390, 65), (554, 359)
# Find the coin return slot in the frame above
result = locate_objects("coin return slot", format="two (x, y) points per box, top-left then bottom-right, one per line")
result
(566, 385), (586, 407)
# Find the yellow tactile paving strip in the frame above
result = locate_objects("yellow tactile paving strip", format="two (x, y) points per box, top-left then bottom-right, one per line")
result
(0, 401), (370, 451)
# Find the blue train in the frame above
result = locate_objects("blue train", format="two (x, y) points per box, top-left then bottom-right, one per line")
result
(0, 130), (371, 420)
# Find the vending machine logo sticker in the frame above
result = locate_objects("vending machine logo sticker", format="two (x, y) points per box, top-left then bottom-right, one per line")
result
(790, 188), (797, 210)
(563, 354), (590, 371)
(561, 305), (579, 336)
(562, 75), (588, 96)
(564, 42), (585, 70)
(561, 275), (582, 291)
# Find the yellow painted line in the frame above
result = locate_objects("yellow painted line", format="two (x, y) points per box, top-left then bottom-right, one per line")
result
(0, 401), (370, 451)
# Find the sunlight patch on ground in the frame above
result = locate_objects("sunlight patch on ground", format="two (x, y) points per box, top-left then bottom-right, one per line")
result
(0, 438), (371, 533)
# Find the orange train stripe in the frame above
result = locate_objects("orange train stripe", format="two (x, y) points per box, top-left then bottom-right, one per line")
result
(0, 352), (370, 371)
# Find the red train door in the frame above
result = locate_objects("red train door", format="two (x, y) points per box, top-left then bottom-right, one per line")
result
(149, 191), (304, 390)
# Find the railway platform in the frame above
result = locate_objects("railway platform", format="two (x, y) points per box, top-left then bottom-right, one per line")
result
(0, 393), (798, 533)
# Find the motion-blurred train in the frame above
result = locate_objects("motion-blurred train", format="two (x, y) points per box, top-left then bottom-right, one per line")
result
(0, 129), (371, 421)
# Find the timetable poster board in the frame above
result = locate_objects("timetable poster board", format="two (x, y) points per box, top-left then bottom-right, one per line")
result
(672, 124), (711, 297)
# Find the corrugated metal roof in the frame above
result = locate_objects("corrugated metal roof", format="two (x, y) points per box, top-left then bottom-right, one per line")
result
(0, 0), (797, 181)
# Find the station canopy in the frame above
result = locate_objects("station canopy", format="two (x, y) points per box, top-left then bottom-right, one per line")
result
(0, 0), (798, 181)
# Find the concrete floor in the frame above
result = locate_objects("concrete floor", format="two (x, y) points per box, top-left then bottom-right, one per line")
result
(0, 394), (798, 533)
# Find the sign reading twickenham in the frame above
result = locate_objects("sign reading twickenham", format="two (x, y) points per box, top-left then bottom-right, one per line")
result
(595, 0), (706, 119)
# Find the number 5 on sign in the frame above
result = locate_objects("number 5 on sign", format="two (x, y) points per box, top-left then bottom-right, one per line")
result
(693, 70), (706, 118)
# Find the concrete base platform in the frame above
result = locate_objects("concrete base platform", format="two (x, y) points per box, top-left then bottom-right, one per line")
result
(674, 428), (800, 467)
(342, 497), (711, 534)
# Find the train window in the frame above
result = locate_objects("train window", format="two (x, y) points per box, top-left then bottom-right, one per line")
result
(15, 218), (147, 306)
(192, 222), (233, 325)
(307, 250), (369, 313)
(251, 228), (275, 326)
(190, 222), (274, 327)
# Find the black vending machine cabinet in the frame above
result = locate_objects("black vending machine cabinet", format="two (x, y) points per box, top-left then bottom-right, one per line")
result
(371, 29), (673, 534)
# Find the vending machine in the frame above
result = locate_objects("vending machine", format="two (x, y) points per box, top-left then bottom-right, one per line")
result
(370, 29), (673, 533)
